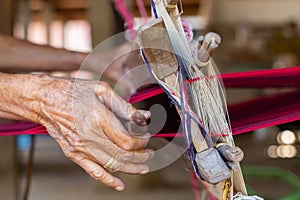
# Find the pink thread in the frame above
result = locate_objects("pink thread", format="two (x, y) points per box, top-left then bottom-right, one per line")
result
(153, 133), (184, 138)
(115, 0), (194, 42)
(2, 66), (300, 137)
(114, 0), (136, 40)
(0, 126), (47, 136)
(136, 0), (148, 23)
(181, 19), (194, 42)
(190, 170), (201, 200)
(200, 181), (216, 200)
(127, 85), (164, 104)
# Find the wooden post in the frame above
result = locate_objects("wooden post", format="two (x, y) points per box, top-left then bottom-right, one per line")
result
(0, 0), (17, 199)
(0, 0), (15, 34)
(0, 135), (17, 200)
(87, 0), (115, 47)
(137, 17), (209, 153)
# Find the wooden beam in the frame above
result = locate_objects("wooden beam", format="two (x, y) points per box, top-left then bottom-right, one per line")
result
(88, 0), (115, 47)
(48, 0), (88, 10)
(0, 0), (15, 34)
(30, 9), (87, 21)
(131, 0), (201, 16)
(29, 0), (88, 10)
(0, 0), (18, 198)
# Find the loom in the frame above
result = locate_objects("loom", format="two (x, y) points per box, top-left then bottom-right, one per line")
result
(2, 0), (300, 199)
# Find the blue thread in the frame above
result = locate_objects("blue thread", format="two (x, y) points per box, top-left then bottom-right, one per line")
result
(150, 0), (158, 18)
(175, 53), (214, 147)
(141, 49), (180, 108)
(17, 135), (32, 151)
(189, 143), (203, 179)
(141, 47), (214, 180)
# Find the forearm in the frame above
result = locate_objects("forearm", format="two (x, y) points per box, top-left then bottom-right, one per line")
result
(0, 72), (47, 122)
(0, 72), (153, 191)
(0, 34), (87, 72)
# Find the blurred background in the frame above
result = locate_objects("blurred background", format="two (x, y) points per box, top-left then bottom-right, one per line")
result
(0, 0), (300, 199)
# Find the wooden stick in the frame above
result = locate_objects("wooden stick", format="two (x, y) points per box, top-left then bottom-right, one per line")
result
(137, 17), (208, 153)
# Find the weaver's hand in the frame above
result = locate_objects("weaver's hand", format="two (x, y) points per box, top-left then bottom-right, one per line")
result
(85, 43), (137, 94)
(33, 75), (153, 191)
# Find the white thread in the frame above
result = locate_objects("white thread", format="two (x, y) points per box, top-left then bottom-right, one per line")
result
(233, 192), (264, 200)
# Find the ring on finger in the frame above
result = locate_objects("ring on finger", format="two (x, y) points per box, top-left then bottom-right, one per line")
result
(103, 157), (115, 170)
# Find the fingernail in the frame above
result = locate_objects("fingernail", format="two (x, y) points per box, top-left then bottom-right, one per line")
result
(145, 149), (155, 159)
(142, 132), (151, 139)
(115, 185), (124, 191)
(149, 151), (155, 159)
(141, 167), (149, 174)
(144, 111), (151, 119)
(141, 170), (149, 174)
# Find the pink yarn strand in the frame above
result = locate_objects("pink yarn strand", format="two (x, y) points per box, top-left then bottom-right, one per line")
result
(136, 0), (148, 23)
(190, 170), (201, 200)
(114, 0), (136, 39)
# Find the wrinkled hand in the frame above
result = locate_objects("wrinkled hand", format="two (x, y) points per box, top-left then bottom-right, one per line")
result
(35, 75), (153, 191)
(84, 43), (142, 95)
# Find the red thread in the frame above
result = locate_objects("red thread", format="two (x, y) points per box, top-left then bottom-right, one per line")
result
(2, 66), (300, 137)
(190, 170), (201, 200)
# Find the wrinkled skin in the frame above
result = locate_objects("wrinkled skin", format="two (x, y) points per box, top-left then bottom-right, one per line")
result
(0, 73), (153, 191)
(84, 43), (144, 96)
(0, 34), (139, 96)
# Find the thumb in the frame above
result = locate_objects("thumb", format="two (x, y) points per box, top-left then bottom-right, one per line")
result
(95, 82), (150, 124)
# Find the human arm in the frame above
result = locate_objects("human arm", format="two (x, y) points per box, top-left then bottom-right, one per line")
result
(0, 34), (136, 93)
(0, 72), (153, 191)
(0, 34), (87, 72)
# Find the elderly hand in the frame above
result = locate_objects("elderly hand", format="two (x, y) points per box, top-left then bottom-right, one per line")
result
(0, 73), (153, 191)
(83, 43), (142, 95)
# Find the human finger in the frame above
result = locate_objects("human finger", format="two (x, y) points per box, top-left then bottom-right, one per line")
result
(116, 149), (154, 163)
(52, 134), (125, 191)
(96, 104), (150, 150)
(100, 155), (150, 175)
(86, 137), (154, 163)
(74, 155), (125, 191)
(87, 148), (150, 175)
(95, 82), (150, 123)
